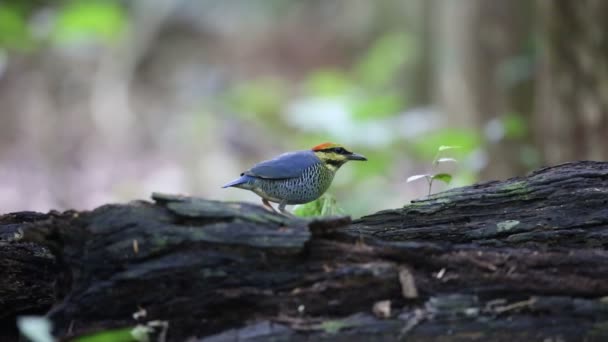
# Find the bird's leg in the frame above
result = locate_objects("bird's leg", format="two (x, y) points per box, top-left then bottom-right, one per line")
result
(262, 199), (277, 213)
(278, 201), (294, 217)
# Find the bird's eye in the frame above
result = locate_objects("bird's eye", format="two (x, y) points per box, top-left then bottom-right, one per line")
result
(335, 147), (347, 154)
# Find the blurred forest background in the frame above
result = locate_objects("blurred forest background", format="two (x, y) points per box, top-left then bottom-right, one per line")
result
(0, 0), (606, 216)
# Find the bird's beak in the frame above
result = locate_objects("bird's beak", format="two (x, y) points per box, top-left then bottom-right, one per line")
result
(347, 153), (367, 161)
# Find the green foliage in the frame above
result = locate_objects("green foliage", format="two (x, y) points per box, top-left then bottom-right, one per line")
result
(300, 32), (416, 125)
(229, 78), (286, 119)
(17, 316), (139, 342)
(410, 129), (481, 159)
(437, 145), (461, 152)
(354, 31), (415, 88)
(293, 193), (345, 217)
(53, 1), (126, 44)
(449, 170), (476, 189)
(431, 173), (452, 185)
(0, 5), (33, 50)
(71, 327), (137, 342)
(352, 92), (404, 121)
(351, 149), (389, 179)
(407, 145), (460, 196)
(502, 113), (528, 140)
(306, 69), (353, 97)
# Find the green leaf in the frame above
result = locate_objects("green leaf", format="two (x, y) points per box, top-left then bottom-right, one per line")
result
(293, 199), (322, 217)
(53, 2), (127, 44)
(305, 69), (352, 97)
(293, 193), (344, 217)
(406, 174), (430, 183)
(71, 327), (137, 342)
(432, 173), (453, 185)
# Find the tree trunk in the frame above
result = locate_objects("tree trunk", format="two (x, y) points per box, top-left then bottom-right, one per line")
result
(535, 0), (608, 163)
(2, 161), (608, 341)
(433, 0), (534, 180)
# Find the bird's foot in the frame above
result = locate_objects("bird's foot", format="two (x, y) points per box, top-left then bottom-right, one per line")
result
(262, 199), (278, 213)
(278, 203), (295, 217)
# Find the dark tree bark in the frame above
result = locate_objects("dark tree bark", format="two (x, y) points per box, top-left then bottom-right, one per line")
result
(2, 162), (608, 341)
(0, 212), (62, 341)
(535, 0), (608, 163)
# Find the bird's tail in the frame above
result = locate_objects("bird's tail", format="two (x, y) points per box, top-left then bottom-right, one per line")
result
(221, 175), (250, 188)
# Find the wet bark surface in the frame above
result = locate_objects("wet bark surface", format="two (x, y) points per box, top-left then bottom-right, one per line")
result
(2, 161), (608, 341)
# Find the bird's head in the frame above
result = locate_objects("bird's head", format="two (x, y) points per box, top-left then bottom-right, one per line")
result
(311, 142), (367, 171)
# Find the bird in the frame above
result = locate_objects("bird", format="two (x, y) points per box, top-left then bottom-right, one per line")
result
(222, 142), (367, 214)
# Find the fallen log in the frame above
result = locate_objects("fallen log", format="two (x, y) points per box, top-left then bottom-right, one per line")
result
(0, 212), (62, 341)
(2, 161), (608, 341)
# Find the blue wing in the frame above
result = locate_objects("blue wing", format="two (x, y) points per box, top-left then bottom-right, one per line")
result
(244, 150), (320, 179)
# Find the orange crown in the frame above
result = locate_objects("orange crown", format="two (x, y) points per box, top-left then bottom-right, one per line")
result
(312, 142), (339, 151)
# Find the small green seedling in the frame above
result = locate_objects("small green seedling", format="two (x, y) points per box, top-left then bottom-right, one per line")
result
(407, 145), (460, 196)
(294, 193), (345, 217)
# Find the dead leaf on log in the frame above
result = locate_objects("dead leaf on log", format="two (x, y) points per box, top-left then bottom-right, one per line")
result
(372, 300), (391, 318)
